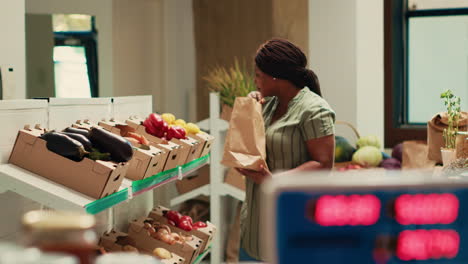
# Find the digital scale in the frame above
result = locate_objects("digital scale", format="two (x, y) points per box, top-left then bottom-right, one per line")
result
(261, 170), (468, 264)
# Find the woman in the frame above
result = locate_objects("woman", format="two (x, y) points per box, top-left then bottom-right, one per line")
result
(236, 38), (336, 261)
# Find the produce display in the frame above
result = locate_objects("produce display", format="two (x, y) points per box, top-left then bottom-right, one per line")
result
(335, 133), (403, 170)
(39, 126), (134, 163)
(143, 113), (201, 141)
(164, 210), (207, 232)
(143, 220), (193, 245)
(99, 230), (186, 263)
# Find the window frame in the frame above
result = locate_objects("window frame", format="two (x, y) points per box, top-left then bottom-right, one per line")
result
(53, 17), (98, 97)
(384, 0), (468, 147)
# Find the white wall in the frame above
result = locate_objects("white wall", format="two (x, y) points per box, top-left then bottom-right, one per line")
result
(0, 0), (26, 99)
(309, 0), (384, 145)
(26, 0), (114, 97)
(162, 0), (197, 121)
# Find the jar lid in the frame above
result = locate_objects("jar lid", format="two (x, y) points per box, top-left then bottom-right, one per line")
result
(22, 210), (95, 230)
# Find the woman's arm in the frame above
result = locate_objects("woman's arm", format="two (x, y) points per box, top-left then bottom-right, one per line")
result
(289, 134), (335, 171)
(237, 134), (335, 183)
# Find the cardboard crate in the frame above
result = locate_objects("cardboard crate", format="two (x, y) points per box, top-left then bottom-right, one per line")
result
(175, 166), (209, 195)
(126, 118), (183, 170)
(100, 230), (185, 264)
(98, 120), (168, 181)
(149, 206), (216, 252)
(9, 126), (128, 199)
(176, 166), (245, 194)
(172, 136), (203, 164)
(190, 133), (214, 158)
(128, 217), (203, 264)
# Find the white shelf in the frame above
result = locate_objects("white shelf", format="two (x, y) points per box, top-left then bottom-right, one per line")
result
(170, 185), (210, 206)
(0, 164), (95, 212)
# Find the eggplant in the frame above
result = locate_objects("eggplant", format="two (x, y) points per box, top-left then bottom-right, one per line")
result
(60, 132), (93, 152)
(63, 127), (90, 137)
(40, 132), (88, 161)
(89, 127), (133, 162)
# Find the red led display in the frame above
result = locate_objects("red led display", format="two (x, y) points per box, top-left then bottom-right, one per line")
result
(397, 229), (460, 261)
(314, 194), (381, 226)
(394, 193), (459, 225)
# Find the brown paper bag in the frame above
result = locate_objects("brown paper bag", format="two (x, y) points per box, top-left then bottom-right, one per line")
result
(402, 140), (436, 169)
(221, 97), (268, 171)
(427, 111), (468, 163)
(456, 132), (468, 159)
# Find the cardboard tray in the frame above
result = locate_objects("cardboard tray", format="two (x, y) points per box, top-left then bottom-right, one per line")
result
(128, 216), (203, 264)
(126, 118), (183, 170)
(149, 206), (216, 253)
(98, 120), (168, 181)
(190, 133), (214, 158)
(100, 230), (185, 264)
(172, 137), (203, 165)
(9, 126), (128, 199)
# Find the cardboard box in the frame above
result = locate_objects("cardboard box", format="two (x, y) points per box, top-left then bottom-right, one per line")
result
(9, 126), (128, 199)
(98, 120), (168, 181)
(172, 136), (203, 164)
(128, 217), (203, 264)
(149, 205), (216, 252)
(100, 230), (185, 264)
(126, 118), (182, 170)
(190, 133), (214, 158)
(175, 166), (210, 195)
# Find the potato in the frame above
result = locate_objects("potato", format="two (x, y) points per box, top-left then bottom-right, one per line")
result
(153, 247), (172, 259)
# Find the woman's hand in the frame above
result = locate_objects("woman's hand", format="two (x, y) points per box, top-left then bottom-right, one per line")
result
(248, 91), (265, 104)
(236, 164), (271, 184)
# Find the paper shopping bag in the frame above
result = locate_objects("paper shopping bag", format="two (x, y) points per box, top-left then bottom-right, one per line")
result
(221, 97), (268, 171)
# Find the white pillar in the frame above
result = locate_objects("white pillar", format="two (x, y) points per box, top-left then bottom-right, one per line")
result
(309, 0), (384, 144)
(0, 0), (26, 99)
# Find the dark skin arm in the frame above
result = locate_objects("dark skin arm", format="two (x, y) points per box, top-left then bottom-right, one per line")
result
(236, 134), (335, 184)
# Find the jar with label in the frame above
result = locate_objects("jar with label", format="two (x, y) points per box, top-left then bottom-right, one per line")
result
(21, 210), (97, 264)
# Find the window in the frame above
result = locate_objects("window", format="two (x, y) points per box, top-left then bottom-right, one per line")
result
(384, 0), (468, 147)
(52, 14), (98, 98)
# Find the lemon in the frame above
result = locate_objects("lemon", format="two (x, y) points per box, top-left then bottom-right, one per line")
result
(161, 113), (176, 124)
(185, 123), (200, 134)
(174, 119), (186, 127)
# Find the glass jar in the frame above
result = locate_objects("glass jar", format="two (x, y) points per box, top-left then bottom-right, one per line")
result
(22, 210), (97, 264)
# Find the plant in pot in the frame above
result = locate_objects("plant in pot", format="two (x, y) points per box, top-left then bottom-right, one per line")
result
(440, 89), (461, 166)
(204, 58), (256, 121)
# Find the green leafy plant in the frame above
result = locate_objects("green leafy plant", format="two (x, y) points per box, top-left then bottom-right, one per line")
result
(440, 89), (461, 149)
(204, 58), (256, 107)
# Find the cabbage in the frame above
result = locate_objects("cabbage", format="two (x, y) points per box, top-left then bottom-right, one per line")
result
(356, 135), (381, 149)
(352, 146), (383, 167)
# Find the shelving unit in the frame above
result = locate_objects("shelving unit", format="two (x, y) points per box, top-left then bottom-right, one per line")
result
(169, 93), (246, 264)
(0, 154), (210, 215)
(0, 96), (218, 263)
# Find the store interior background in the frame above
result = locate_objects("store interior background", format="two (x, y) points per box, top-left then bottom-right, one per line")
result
(0, 0), (384, 245)
(0, 0), (410, 248)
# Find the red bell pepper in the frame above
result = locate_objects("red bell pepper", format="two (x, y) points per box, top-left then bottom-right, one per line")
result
(172, 126), (186, 139)
(193, 221), (208, 229)
(143, 118), (158, 136)
(148, 113), (164, 128)
(144, 113), (169, 138)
